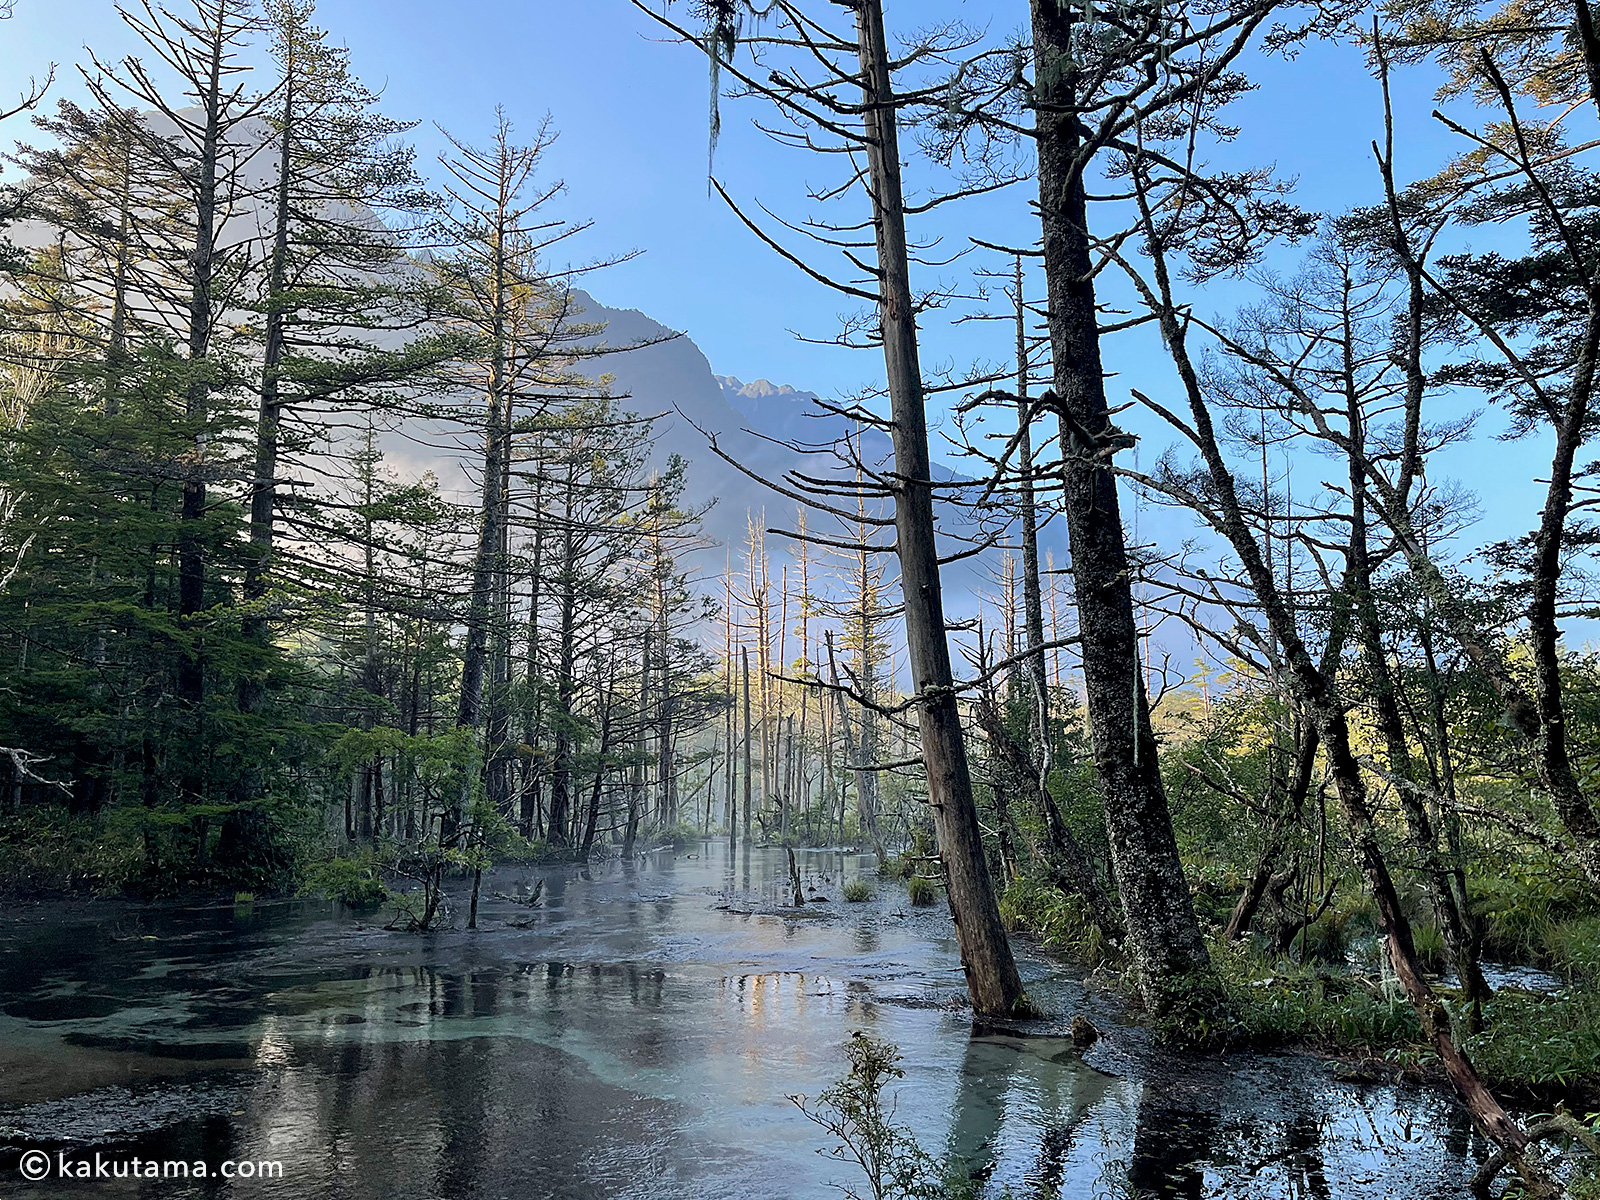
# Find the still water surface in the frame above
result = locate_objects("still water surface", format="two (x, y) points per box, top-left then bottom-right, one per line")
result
(0, 843), (1490, 1198)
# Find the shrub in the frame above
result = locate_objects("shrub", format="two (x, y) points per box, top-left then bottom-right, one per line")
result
(842, 878), (873, 903)
(0, 807), (143, 896)
(906, 875), (939, 907)
(1297, 912), (1349, 964)
(653, 823), (703, 850)
(791, 1034), (939, 1200)
(300, 853), (388, 906)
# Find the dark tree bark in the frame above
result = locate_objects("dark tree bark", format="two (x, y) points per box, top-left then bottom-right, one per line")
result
(743, 645), (753, 841)
(1028, 0), (1217, 1018)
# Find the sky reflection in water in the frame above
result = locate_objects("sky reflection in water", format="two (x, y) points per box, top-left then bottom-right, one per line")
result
(0, 843), (1488, 1198)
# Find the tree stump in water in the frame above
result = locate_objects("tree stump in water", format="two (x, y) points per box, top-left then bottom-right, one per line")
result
(787, 847), (806, 907)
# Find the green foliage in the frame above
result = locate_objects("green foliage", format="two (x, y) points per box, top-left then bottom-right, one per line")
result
(791, 1032), (941, 1200)
(1210, 938), (1424, 1049)
(998, 876), (1112, 965)
(843, 877), (874, 903)
(906, 875), (939, 907)
(0, 805), (142, 896)
(1145, 969), (1235, 1051)
(1463, 987), (1600, 1093)
(1545, 917), (1600, 983)
(1411, 922), (1447, 973)
(1476, 864), (1600, 967)
(885, 853), (917, 881)
(654, 822), (704, 849)
(301, 852), (388, 906)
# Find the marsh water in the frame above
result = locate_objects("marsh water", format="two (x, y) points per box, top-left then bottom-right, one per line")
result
(0, 843), (1494, 1198)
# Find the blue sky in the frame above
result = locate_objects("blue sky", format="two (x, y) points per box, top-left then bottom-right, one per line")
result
(1, 0), (1455, 396)
(0, 0), (1569, 612)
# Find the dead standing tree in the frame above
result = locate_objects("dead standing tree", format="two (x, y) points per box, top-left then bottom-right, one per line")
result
(638, 0), (1031, 1017)
(430, 112), (598, 839)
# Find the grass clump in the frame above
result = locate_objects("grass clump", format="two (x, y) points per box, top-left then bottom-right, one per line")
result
(842, 877), (873, 903)
(999, 876), (1113, 965)
(1545, 916), (1600, 983)
(1475, 865), (1596, 965)
(1210, 937), (1422, 1049)
(906, 875), (939, 907)
(1464, 988), (1600, 1095)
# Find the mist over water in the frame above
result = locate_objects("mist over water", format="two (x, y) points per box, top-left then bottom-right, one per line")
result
(0, 845), (1490, 1198)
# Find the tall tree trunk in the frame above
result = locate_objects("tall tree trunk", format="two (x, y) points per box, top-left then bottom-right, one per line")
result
(852, 0), (1028, 1017)
(1150, 255), (1560, 1194)
(1347, 430), (1489, 1011)
(454, 154), (514, 843)
(742, 645), (754, 841)
(1011, 257), (1050, 753)
(176, 12), (229, 728)
(548, 461), (578, 847)
(579, 687), (612, 864)
(1029, 0), (1217, 1019)
(625, 638), (648, 860)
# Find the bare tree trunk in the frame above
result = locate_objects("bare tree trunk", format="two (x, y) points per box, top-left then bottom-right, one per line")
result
(1348, 452), (1489, 1011)
(1146, 248), (1560, 1194)
(852, 0), (1028, 1017)
(175, 14), (229, 724)
(624, 638), (648, 860)
(1011, 258), (1050, 751)
(975, 686), (1120, 946)
(743, 645), (754, 841)
(1224, 724), (1319, 941)
(579, 684), (612, 864)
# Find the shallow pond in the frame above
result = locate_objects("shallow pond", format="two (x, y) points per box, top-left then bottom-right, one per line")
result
(0, 842), (1495, 1198)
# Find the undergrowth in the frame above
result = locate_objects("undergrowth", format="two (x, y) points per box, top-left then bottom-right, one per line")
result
(998, 876), (1114, 966)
